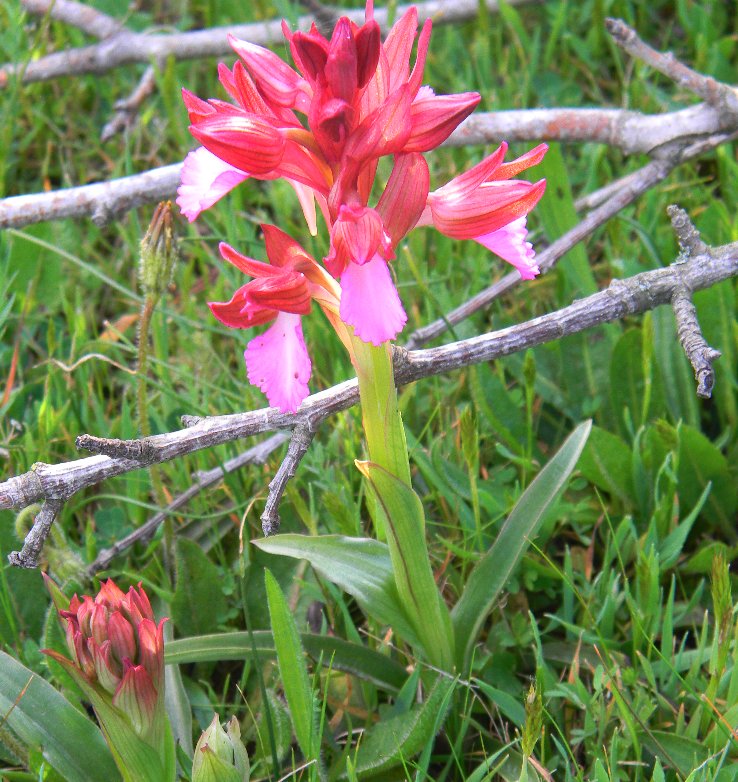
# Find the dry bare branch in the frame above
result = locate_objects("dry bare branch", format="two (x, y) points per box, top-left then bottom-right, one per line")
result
(449, 104), (725, 155)
(22, 0), (121, 39)
(3, 0), (536, 86)
(7, 500), (64, 568)
(0, 164), (182, 228)
(667, 205), (722, 399)
(101, 65), (157, 142)
(606, 17), (738, 120)
(261, 425), (316, 536)
(4, 223), (737, 545)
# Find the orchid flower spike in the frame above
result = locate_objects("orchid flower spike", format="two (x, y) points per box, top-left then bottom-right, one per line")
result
(179, 0), (547, 411)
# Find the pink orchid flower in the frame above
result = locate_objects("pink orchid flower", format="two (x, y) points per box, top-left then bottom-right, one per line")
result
(419, 141), (548, 279)
(179, 0), (547, 411)
(208, 224), (341, 412)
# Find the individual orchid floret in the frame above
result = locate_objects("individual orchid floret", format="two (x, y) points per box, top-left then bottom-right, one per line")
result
(421, 142), (547, 277)
(208, 226), (341, 413)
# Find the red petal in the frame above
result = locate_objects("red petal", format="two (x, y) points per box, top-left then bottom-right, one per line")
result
(219, 242), (279, 279)
(408, 19), (432, 96)
(376, 152), (430, 245)
(489, 143), (548, 180)
(246, 272), (312, 314)
(355, 20), (381, 88)
(262, 224), (317, 270)
(383, 7), (417, 90)
(181, 88), (214, 123)
(291, 28), (329, 81)
(404, 91), (480, 152)
(326, 18), (358, 102)
(208, 287), (276, 329)
(343, 85), (412, 166)
(190, 113), (285, 176)
(432, 179), (547, 239)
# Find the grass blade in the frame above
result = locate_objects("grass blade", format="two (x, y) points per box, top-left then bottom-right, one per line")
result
(264, 569), (319, 766)
(165, 630), (407, 692)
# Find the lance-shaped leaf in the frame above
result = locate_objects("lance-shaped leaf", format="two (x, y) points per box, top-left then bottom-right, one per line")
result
(165, 630), (407, 692)
(452, 420), (591, 672)
(0, 651), (120, 782)
(356, 462), (455, 671)
(264, 569), (319, 765)
(252, 534), (420, 646)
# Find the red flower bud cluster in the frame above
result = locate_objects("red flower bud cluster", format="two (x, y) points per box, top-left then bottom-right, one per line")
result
(52, 578), (166, 734)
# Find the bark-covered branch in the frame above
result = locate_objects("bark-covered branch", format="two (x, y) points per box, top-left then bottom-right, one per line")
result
(1, 105), (734, 231)
(21, 0), (121, 39)
(260, 425), (316, 536)
(4, 225), (736, 523)
(606, 17), (738, 121)
(2, 0), (535, 86)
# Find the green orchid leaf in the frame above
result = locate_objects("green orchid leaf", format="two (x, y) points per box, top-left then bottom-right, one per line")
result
(0, 651), (121, 782)
(253, 534), (419, 645)
(165, 630), (407, 692)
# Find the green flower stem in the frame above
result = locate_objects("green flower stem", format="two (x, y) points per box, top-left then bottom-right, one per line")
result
(351, 335), (455, 671)
(351, 337), (412, 488)
(137, 294), (173, 566)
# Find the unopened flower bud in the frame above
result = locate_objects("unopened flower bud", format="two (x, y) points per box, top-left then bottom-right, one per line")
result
(139, 201), (177, 297)
(44, 577), (166, 736)
(43, 576), (175, 782)
(521, 682), (543, 758)
(192, 714), (250, 782)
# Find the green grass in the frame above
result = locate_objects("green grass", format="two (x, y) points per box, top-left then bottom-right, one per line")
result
(1, 0), (738, 780)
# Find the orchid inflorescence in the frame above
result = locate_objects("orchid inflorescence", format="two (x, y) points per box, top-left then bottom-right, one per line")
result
(43, 577), (175, 782)
(177, 0), (546, 412)
(45, 577), (166, 736)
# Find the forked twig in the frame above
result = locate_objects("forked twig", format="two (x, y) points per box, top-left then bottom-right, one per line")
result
(261, 425), (317, 536)
(667, 206), (722, 399)
(4, 222), (737, 565)
(605, 17), (738, 120)
(8, 500), (64, 568)
(101, 65), (157, 142)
